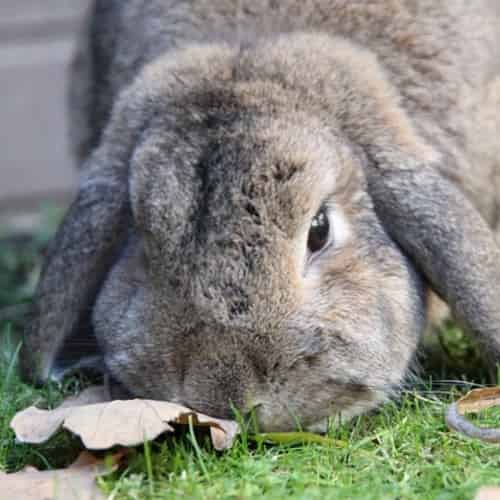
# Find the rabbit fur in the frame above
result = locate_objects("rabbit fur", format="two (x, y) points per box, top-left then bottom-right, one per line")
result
(23, 0), (500, 431)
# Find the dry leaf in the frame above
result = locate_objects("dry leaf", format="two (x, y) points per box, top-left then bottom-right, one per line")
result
(475, 487), (500, 500)
(445, 387), (500, 443)
(11, 386), (239, 451)
(453, 387), (500, 414)
(0, 451), (121, 500)
(11, 386), (109, 445)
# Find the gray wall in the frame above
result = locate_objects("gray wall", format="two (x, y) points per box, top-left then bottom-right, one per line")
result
(0, 1), (91, 212)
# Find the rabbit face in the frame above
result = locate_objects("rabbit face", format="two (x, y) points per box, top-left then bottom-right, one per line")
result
(26, 34), (500, 431)
(92, 75), (425, 430)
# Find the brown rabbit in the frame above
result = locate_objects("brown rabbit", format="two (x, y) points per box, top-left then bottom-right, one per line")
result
(22, 1), (500, 431)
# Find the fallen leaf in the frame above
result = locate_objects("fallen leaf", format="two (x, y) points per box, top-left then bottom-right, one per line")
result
(445, 387), (500, 443)
(11, 386), (109, 445)
(453, 387), (500, 414)
(475, 486), (500, 500)
(0, 451), (122, 500)
(11, 386), (240, 451)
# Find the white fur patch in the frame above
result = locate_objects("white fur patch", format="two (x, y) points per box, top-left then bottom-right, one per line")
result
(328, 206), (351, 250)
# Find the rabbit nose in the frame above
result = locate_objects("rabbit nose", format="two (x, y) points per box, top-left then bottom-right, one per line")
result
(177, 322), (272, 419)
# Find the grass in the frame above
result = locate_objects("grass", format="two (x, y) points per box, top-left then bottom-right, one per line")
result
(1, 207), (499, 499)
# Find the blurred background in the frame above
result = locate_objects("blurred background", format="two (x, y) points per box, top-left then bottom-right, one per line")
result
(0, 1), (91, 339)
(0, 0), (92, 230)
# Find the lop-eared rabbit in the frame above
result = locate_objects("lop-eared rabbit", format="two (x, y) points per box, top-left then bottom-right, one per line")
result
(22, 1), (500, 431)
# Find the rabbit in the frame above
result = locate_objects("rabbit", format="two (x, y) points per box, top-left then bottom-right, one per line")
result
(21, 0), (500, 431)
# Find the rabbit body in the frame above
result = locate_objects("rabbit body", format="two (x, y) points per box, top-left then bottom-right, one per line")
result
(24, 1), (500, 430)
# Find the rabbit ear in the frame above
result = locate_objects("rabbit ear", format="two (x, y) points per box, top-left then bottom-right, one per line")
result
(364, 138), (500, 369)
(20, 68), (157, 383)
(21, 96), (141, 383)
(322, 42), (500, 368)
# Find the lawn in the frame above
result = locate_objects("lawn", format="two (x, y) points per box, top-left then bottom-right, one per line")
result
(1, 207), (499, 500)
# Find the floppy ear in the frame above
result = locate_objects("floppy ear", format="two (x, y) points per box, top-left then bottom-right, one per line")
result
(320, 42), (500, 370)
(359, 126), (500, 371)
(368, 161), (500, 368)
(20, 93), (145, 383)
(21, 156), (130, 383)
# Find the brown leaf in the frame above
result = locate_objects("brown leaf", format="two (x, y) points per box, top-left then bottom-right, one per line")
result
(0, 451), (120, 500)
(445, 386), (500, 443)
(475, 487), (500, 500)
(11, 386), (109, 445)
(11, 386), (239, 451)
(454, 387), (500, 414)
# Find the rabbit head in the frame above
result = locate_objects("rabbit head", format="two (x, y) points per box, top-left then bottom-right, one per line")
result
(23, 34), (500, 431)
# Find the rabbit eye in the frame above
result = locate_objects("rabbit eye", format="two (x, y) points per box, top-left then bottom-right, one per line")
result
(308, 206), (330, 254)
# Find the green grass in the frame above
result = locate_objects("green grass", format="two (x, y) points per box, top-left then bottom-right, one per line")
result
(1, 208), (499, 499)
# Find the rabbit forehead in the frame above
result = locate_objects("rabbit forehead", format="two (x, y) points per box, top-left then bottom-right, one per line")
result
(129, 112), (360, 243)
